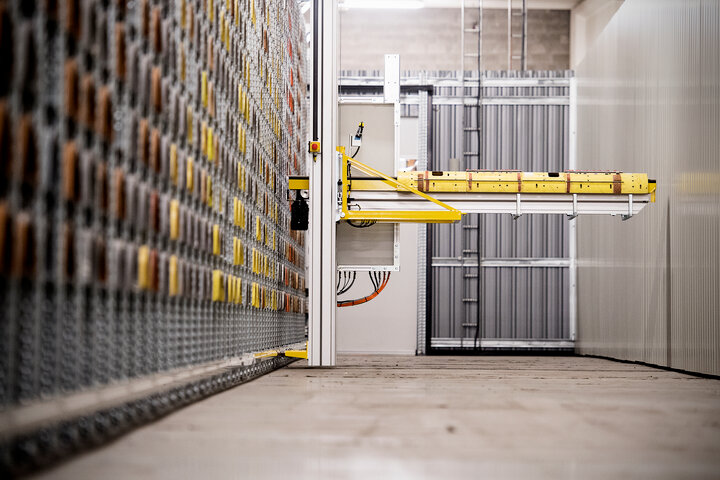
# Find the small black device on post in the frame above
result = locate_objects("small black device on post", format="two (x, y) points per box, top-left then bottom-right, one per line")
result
(290, 191), (309, 230)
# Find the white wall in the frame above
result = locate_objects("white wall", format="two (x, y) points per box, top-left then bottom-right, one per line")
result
(336, 225), (419, 354)
(339, 8), (571, 72)
(570, 0), (624, 68)
(336, 116), (420, 354)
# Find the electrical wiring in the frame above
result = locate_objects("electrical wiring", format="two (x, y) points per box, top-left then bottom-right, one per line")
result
(347, 219), (377, 228)
(336, 271), (357, 295)
(337, 271), (391, 307)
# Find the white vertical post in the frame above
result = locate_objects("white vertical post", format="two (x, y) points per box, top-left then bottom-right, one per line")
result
(383, 54), (400, 103)
(384, 54), (401, 175)
(308, 0), (338, 367)
(568, 76), (578, 343)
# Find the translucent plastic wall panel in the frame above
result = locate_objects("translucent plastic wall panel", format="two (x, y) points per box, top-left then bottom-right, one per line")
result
(576, 0), (720, 375)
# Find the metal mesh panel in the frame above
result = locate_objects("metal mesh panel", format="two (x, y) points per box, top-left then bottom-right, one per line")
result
(0, 0), (307, 470)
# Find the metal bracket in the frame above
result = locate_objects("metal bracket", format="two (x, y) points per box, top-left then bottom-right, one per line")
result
(512, 193), (523, 220)
(567, 193), (578, 220)
(622, 193), (634, 221)
(341, 152), (461, 223)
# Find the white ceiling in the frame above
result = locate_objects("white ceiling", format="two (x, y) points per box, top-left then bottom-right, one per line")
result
(339, 0), (582, 10)
(429, 0), (580, 8)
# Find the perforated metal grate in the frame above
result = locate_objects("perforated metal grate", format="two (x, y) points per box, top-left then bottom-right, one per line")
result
(0, 0), (308, 471)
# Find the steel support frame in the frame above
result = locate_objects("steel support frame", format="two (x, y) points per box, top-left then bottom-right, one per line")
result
(569, 77), (578, 342)
(308, 0), (337, 367)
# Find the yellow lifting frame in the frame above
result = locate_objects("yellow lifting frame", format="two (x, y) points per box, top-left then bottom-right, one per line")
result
(341, 151), (462, 223)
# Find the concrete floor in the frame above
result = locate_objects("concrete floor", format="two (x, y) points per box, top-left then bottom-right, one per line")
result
(34, 356), (720, 479)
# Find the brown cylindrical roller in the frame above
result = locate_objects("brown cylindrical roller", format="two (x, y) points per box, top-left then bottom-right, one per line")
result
(150, 127), (160, 172)
(149, 190), (159, 232)
(115, 0), (126, 16)
(115, 23), (126, 80)
(187, 4), (194, 44)
(96, 86), (113, 141)
(0, 201), (10, 276)
(113, 168), (125, 219)
(62, 141), (78, 201)
(96, 161), (108, 212)
(208, 81), (214, 118)
(79, 74), (95, 128)
(200, 168), (207, 204)
(151, 7), (162, 53)
(12, 212), (34, 279)
(0, 101), (11, 195)
(151, 66), (162, 113)
(17, 114), (37, 188)
(139, 0), (149, 39)
(65, 0), (80, 38)
(149, 248), (158, 292)
(138, 118), (149, 165)
(94, 235), (107, 284)
(64, 59), (79, 119)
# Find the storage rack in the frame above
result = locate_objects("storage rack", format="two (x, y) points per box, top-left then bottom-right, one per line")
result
(0, 0), (308, 472)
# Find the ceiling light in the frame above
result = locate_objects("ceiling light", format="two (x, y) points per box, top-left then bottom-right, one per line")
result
(341, 0), (424, 10)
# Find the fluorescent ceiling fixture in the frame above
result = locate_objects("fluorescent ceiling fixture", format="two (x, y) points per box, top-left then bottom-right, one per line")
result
(341, 0), (424, 9)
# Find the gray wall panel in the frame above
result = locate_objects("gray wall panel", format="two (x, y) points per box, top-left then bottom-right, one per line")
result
(575, 0), (720, 375)
(430, 71), (572, 348)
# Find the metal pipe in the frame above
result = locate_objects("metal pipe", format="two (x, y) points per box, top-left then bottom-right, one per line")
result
(507, 0), (512, 69)
(522, 0), (527, 70)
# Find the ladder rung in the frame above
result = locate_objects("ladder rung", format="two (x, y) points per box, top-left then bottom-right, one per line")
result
(464, 127), (481, 131)
(461, 323), (480, 328)
(512, 34), (522, 38)
(462, 298), (478, 303)
(464, 53), (480, 57)
(462, 225), (479, 229)
(463, 152), (479, 156)
(464, 274), (478, 279)
(511, 55), (522, 59)
(462, 249), (478, 254)
(464, 28), (480, 33)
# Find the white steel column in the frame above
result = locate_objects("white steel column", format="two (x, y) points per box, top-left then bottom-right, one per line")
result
(308, 0), (338, 366)
(568, 76), (578, 343)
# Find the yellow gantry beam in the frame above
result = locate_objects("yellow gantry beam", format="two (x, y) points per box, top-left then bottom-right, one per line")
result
(290, 172), (656, 197)
(398, 171), (656, 196)
(288, 156), (656, 223)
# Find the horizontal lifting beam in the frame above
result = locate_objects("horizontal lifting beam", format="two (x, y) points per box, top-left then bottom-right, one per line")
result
(289, 157), (656, 222)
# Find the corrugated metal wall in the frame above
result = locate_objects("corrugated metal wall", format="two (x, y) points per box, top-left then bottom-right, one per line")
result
(429, 71), (573, 349)
(575, 0), (720, 375)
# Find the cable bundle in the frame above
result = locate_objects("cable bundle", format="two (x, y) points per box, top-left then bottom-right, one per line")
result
(337, 271), (391, 307)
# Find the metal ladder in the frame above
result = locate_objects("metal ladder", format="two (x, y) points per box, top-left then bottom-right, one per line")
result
(507, 0), (528, 70)
(460, 0), (484, 347)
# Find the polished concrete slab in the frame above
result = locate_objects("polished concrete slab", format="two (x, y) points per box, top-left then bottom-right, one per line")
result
(34, 356), (720, 479)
